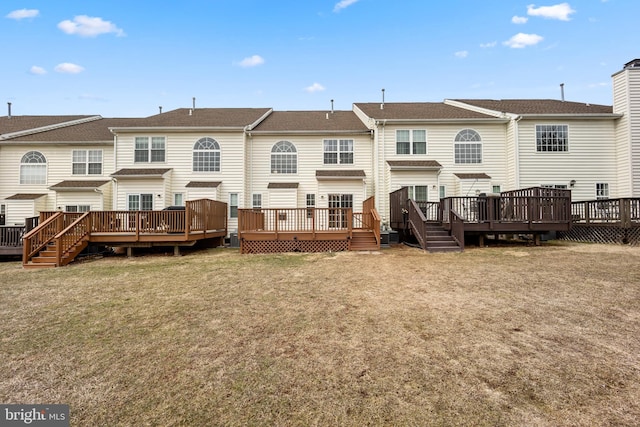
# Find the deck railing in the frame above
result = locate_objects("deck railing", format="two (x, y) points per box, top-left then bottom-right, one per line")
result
(55, 212), (92, 266)
(23, 212), (65, 261)
(407, 199), (428, 249)
(571, 198), (640, 227)
(239, 208), (354, 236)
(362, 196), (381, 245)
(441, 194), (571, 224)
(0, 226), (25, 247)
(449, 209), (465, 250)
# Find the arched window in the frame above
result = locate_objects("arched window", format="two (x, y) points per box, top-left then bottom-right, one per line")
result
(454, 129), (482, 164)
(193, 137), (220, 172)
(20, 151), (47, 184)
(271, 141), (297, 174)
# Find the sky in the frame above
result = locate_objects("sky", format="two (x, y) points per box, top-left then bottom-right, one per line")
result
(2, 0), (639, 118)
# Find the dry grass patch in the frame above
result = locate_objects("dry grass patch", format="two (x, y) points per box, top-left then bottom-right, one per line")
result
(1, 242), (639, 425)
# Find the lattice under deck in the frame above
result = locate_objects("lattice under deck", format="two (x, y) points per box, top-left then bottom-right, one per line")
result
(558, 225), (640, 246)
(241, 239), (349, 254)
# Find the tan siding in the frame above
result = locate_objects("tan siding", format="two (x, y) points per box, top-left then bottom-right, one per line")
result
(4, 200), (36, 225)
(517, 119), (617, 201)
(248, 134), (373, 210)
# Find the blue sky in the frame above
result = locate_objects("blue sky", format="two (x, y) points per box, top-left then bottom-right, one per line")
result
(2, 0), (638, 117)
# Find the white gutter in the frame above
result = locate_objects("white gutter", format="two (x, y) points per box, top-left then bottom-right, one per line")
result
(514, 116), (522, 189)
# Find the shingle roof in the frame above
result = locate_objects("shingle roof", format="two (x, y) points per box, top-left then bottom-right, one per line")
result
(267, 182), (299, 189)
(115, 108), (272, 128)
(252, 111), (370, 132)
(0, 115), (96, 136)
(5, 193), (47, 200)
(452, 99), (613, 115)
(316, 170), (366, 179)
(49, 180), (111, 190)
(355, 103), (495, 120)
(111, 168), (172, 177)
(454, 173), (492, 180)
(185, 181), (221, 188)
(387, 160), (442, 169)
(4, 118), (139, 142)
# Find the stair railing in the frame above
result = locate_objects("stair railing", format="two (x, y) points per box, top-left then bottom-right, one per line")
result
(22, 212), (64, 264)
(407, 199), (428, 250)
(54, 212), (92, 266)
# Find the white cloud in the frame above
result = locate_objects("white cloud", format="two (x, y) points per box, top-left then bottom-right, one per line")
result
(334, 0), (359, 12)
(54, 63), (85, 74)
(237, 55), (265, 68)
(512, 15), (528, 24)
(588, 82), (608, 88)
(480, 41), (497, 48)
(503, 33), (544, 48)
(305, 83), (326, 93)
(527, 3), (576, 21)
(6, 9), (39, 20)
(58, 15), (125, 37)
(454, 51), (468, 59)
(30, 66), (46, 75)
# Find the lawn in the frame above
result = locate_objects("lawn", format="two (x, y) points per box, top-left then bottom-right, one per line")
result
(1, 242), (639, 426)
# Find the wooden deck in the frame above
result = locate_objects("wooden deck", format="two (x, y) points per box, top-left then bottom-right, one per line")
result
(22, 199), (227, 268)
(238, 196), (381, 254)
(0, 217), (39, 256)
(391, 187), (573, 251)
(559, 198), (640, 245)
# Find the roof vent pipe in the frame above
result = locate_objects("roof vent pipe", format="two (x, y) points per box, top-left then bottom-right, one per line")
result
(560, 83), (565, 102)
(7, 102), (11, 118)
(380, 88), (385, 109)
(159, 106), (162, 114)
(330, 99), (334, 114)
(192, 97), (196, 110)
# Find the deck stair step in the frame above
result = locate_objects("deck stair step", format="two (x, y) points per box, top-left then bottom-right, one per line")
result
(424, 223), (462, 253)
(350, 230), (380, 251)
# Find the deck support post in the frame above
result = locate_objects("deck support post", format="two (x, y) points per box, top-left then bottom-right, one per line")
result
(174, 245), (180, 256)
(127, 247), (133, 258)
(479, 234), (485, 247)
(534, 234), (541, 246)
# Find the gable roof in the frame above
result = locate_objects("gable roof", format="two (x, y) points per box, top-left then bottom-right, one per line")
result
(110, 108), (272, 131)
(252, 111), (370, 133)
(2, 118), (139, 143)
(451, 99), (614, 116)
(354, 102), (497, 121)
(0, 115), (101, 140)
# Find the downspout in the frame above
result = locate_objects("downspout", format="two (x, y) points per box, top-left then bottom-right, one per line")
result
(514, 116), (522, 189)
(112, 131), (118, 209)
(244, 125), (253, 206)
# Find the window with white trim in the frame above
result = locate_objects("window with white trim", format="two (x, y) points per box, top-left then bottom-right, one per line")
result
(193, 137), (220, 172)
(536, 125), (568, 152)
(128, 194), (153, 211)
(271, 141), (297, 174)
(406, 185), (428, 202)
(439, 185), (446, 199)
(306, 193), (315, 218)
(323, 139), (354, 164)
(72, 150), (102, 175)
(492, 185), (501, 193)
(454, 129), (482, 164)
(20, 151), (47, 184)
(173, 193), (184, 206)
(135, 136), (166, 162)
(252, 193), (262, 209)
(65, 205), (90, 212)
(396, 130), (426, 155)
(596, 183), (609, 200)
(229, 193), (239, 218)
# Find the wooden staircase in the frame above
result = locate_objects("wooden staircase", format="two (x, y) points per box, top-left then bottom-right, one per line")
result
(349, 230), (380, 251)
(424, 223), (462, 253)
(23, 239), (89, 269)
